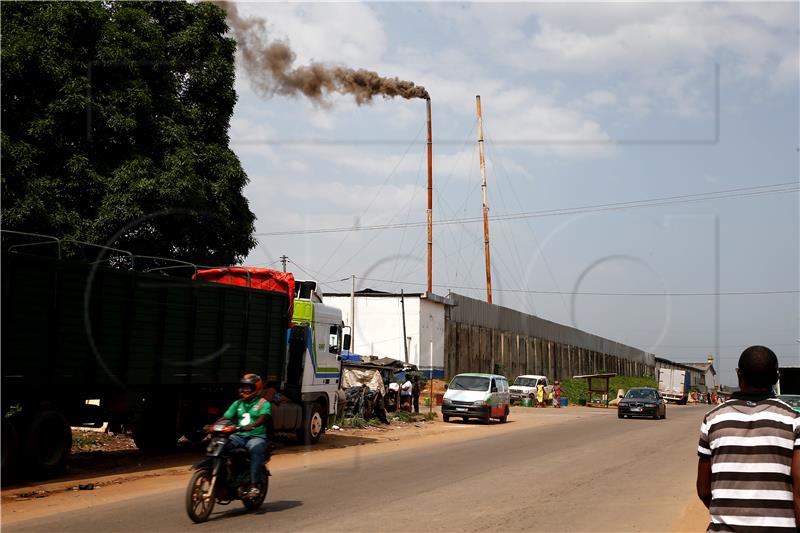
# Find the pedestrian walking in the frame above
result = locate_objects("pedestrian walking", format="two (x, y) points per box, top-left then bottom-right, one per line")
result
(411, 375), (421, 414)
(553, 381), (562, 408)
(696, 345), (800, 532)
(400, 375), (413, 412)
(536, 383), (545, 408)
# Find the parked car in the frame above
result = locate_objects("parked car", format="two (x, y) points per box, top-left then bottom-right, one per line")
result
(777, 394), (800, 413)
(442, 373), (510, 424)
(509, 374), (552, 404)
(617, 388), (666, 420)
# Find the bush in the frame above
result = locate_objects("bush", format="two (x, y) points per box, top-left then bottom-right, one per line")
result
(560, 376), (657, 404)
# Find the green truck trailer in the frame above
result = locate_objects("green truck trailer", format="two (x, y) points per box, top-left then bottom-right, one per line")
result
(1, 233), (344, 477)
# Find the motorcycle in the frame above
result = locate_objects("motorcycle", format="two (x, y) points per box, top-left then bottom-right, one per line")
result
(185, 419), (270, 523)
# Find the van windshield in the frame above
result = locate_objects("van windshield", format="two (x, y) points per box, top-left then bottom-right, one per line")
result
(513, 377), (536, 388)
(450, 376), (490, 391)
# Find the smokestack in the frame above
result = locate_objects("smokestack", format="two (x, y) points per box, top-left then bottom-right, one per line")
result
(212, 2), (429, 105)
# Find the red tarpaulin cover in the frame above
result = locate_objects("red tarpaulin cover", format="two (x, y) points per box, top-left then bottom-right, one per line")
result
(194, 268), (295, 325)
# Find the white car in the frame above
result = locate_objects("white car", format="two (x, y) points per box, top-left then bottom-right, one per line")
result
(509, 375), (552, 403)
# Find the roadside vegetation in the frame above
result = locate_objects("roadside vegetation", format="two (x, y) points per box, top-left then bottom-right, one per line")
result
(559, 376), (657, 405)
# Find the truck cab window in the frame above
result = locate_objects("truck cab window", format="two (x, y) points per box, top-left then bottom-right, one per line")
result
(328, 325), (340, 354)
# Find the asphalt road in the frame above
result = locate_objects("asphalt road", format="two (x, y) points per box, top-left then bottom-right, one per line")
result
(4, 404), (709, 532)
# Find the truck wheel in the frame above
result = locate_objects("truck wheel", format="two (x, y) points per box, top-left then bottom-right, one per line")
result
(25, 410), (72, 477)
(442, 414), (450, 423)
(499, 407), (509, 423)
(297, 403), (324, 445)
(1, 419), (19, 477)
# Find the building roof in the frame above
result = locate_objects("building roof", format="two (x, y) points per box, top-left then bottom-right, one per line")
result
(324, 290), (452, 306)
(685, 362), (716, 375)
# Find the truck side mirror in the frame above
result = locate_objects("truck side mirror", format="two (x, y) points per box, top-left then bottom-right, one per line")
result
(343, 334), (351, 351)
(444, 383), (448, 390)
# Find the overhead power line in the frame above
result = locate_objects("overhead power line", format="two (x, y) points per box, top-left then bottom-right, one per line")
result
(350, 275), (798, 296)
(256, 181), (798, 237)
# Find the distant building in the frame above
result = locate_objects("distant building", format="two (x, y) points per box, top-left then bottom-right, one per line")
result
(685, 356), (718, 392)
(324, 289), (449, 377)
(325, 288), (655, 380)
(655, 355), (717, 392)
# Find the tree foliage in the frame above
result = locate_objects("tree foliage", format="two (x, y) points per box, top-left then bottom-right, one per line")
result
(1, 1), (256, 266)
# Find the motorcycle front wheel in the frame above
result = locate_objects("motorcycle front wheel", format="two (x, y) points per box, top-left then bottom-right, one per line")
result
(242, 465), (269, 511)
(186, 469), (215, 523)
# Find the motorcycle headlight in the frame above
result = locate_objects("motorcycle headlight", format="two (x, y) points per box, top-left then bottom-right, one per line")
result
(473, 400), (486, 407)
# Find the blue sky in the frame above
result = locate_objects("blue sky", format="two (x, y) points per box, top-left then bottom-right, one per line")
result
(224, 2), (799, 385)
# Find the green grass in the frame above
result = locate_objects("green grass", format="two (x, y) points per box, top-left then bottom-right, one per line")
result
(338, 417), (377, 428)
(71, 431), (115, 448)
(560, 375), (657, 405)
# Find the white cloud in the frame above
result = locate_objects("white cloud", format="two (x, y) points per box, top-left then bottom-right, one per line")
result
(234, 3), (386, 67)
(573, 90), (618, 109)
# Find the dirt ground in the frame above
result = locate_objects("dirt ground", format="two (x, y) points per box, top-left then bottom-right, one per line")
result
(2, 410), (444, 500)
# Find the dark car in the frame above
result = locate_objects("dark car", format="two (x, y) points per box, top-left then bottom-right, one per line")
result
(618, 387), (666, 420)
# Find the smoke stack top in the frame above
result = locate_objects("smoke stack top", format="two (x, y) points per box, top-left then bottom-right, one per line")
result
(214, 2), (429, 105)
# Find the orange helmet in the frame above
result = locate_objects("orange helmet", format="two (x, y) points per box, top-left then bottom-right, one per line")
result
(239, 373), (263, 401)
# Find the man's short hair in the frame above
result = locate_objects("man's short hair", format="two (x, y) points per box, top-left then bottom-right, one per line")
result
(738, 345), (779, 388)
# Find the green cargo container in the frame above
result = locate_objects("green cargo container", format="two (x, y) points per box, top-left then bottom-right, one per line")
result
(2, 249), (291, 476)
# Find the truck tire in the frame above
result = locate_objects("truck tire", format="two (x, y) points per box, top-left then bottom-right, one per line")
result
(25, 410), (72, 477)
(499, 406), (509, 423)
(1, 419), (19, 477)
(297, 403), (324, 445)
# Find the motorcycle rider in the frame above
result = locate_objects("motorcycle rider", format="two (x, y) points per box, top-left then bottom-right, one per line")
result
(218, 373), (271, 498)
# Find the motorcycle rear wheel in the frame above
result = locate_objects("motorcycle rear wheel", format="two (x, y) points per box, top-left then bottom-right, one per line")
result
(186, 469), (215, 523)
(242, 466), (269, 511)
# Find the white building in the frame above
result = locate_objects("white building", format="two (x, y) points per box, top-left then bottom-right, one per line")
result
(324, 290), (449, 377)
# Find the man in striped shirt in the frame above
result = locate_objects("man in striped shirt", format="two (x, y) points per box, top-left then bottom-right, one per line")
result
(696, 345), (800, 532)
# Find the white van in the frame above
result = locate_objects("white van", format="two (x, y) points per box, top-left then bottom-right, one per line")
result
(441, 373), (510, 424)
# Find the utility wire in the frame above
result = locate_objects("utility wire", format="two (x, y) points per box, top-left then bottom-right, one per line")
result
(256, 181), (798, 236)
(352, 275), (798, 296)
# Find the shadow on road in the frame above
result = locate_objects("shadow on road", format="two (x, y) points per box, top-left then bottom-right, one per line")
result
(3, 432), (381, 489)
(207, 499), (303, 522)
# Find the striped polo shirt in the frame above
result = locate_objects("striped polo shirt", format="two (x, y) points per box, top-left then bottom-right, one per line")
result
(698, 393), (800, 532)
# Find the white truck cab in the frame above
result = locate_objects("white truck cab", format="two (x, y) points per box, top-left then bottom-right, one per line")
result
(509, 374), (552, 403)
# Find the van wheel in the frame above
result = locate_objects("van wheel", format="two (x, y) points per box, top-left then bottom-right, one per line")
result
(499, 407), (509, 423)
(442, 414), (450, 423)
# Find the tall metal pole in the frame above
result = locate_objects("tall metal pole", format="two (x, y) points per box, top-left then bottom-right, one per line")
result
(350, 274), (356, 353)
(426, 98), (433, 294)
(476, 95), (492, 304)
(280, 255), (288, 272)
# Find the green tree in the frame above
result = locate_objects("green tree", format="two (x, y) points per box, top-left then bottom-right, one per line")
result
(1, 1), (255, 266)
